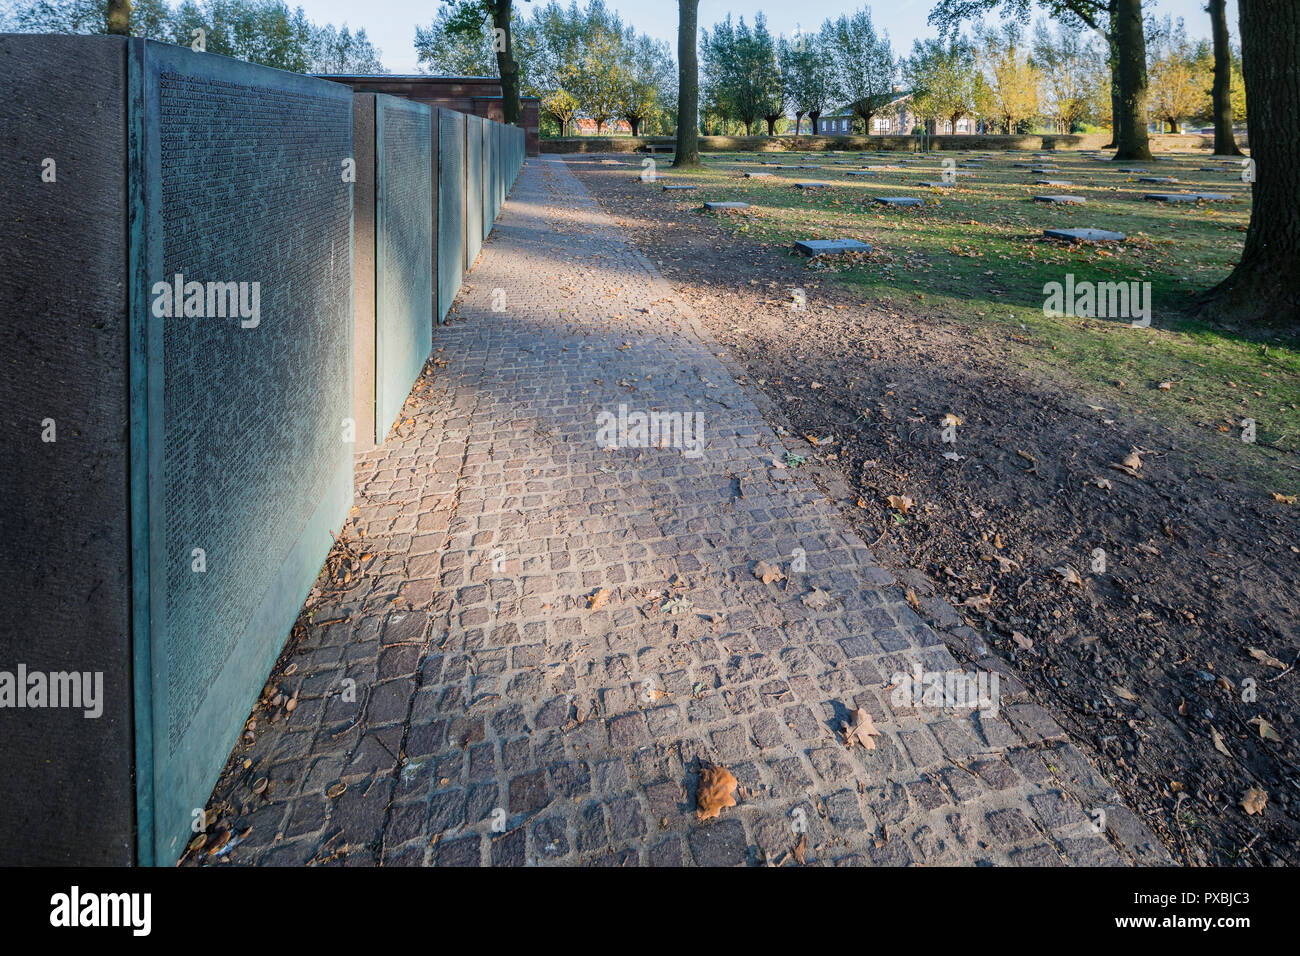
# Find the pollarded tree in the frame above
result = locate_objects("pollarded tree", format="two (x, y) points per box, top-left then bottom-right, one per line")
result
(976, 21), (1042, 132)
(779, 27), (839, 135)
(825, 7), (896, 134)
(1146, 17), (1209, 132)
(930, 0), (1152, 160)
(542, 88), (579, 136)
(903, 35), (982, 133)
(1197, 0), (1299, 324)
(751, 14), (785, 135)
(1031, 19), (1103, 132)
(621, 30), (674, 137)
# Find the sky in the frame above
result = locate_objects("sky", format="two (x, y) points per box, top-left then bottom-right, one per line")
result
(299, 0), (1239, 74)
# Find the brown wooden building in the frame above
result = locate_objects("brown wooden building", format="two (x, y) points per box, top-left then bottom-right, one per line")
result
(317, 75), (540, 156)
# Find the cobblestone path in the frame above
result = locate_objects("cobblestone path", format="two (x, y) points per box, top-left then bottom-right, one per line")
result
(197, 156), (1167, 867)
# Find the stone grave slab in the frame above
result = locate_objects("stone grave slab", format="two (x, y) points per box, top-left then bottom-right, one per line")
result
(918, 181), (955, 187)
(845, 170), (877, 176)
(745, 171), (774, 178)
(794, 181), (831, 189)
(703, 201), (750, 210)
(875, 196), (924, 207)
(795, 239), (872, 257)
(1118, 168), (1149, 173)
(1043, 227), (1125, 242)
(1139, 176), (1177, 183)
(662, 184), (698, 191)
(1193, 192), (1233, 201)
(1034, 194), (1086, 204)
(1035, 180), (1073, 186)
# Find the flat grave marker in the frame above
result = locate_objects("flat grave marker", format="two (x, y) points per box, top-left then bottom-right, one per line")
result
(1043, 227), (1126, 242)
(1034, 194), (1086, 204)
(795, 238), (872, 256)
(703, 201), (750, 210)
(875, 196), (924, 207)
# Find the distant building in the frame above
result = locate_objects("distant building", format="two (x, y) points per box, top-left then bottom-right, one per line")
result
(573, 117), (632, 135)
(797, 92), (977, 136)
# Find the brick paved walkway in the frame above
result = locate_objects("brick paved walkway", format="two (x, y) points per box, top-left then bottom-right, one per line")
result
(198, 156), (1168, 867)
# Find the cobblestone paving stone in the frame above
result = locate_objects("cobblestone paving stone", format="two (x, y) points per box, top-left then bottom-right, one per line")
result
(197, 156), (1169, 867)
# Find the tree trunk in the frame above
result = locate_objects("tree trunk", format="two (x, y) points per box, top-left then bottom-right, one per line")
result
(1208, 0), (1243, 156)
(1198, 0), (1299, 324)
(1103, 13), (1120, 149)
(673, 0), (701, 167)
(765, 116), (777, 135)
(809, 109), (821, 134)
(1113, 0), (1152, 160)
(106, 0), (130, 34)
(492, 1), (521, 126)
(794, 111), (804, 135)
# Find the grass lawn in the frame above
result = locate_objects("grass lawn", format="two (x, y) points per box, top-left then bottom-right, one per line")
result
(623, 147), (1297, 487)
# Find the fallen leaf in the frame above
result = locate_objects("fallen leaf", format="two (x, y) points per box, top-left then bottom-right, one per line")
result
(696, 765), (738, 820)
(1240, 787), (1267, 815)
(1211, 726), (1232, 757)
(1011, 631), (1033, 651)
(1055, 565), (1084, 587)
(792, 833), (807, 865)
(1247, 647), (1287, 670)
(886, 494), (915, 514)
(1271, 492), (1297, 505)
(754, 560), (785, 584)
(587, 588), (611, 610)
(661, 596), (694, 615)
(841, 707), (881, 750)
(1112, 685), (1139, 702)
(801, 587), (834, 609)
(941, 413), (963, 427)
(1250, 716), (1283, 743)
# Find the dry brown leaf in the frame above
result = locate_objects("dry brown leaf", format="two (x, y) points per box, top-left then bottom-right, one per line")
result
(1211, 726), (1232, 757)
(1250, 716), (1283, 743)
(587, 588), (611, 610)
(792, 833), (807, 865)
(1055, 565), (1084, 587)
(1248, 647), (1287, 670)
(1123, 451), (1143, 470)
(886, 494), (915, 514)
(841, 707), (881, 750)
(754, 560), (785, 584)
(1011, 631), (1033, 651)
(801, 587), (834, 609)
(1270, 492), (1297, 504)
(1112, 685), (1139, 702)
(1240, 787), (1267, 815)
(696, 765), (738, 820)
(941, 413), (963, 427)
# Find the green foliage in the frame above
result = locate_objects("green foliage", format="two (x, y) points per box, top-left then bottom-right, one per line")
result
(824, 8), (896, 126)
(779, 26), (838, 131)
(1, 0), (386, 72)
(701, 13), (782, 134)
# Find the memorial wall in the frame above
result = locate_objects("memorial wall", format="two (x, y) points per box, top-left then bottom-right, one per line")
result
(0, 34), (525, 865)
